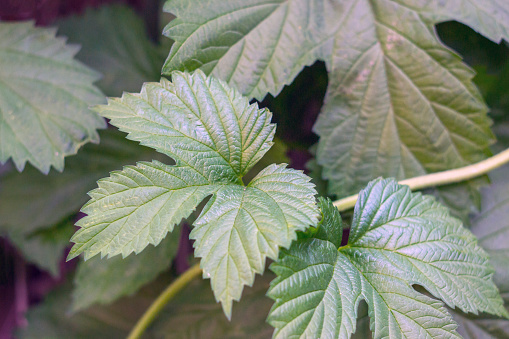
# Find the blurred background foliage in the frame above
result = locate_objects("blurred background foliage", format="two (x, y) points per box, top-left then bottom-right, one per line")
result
(0, 1), (508, 338)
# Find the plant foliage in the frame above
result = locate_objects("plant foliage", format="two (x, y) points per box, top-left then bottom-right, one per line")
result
(268, 179), (507, 338)
(0, 21), (105, 173)
(68, 70), (320, 317)
(161, 0), (509, 198)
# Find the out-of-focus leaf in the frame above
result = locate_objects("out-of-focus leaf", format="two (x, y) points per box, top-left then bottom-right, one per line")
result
(447, 165), (509, 338)
(58, 4), (168, 96)
(150, 271), (274, 338)
(17, 277), (167, 339)
(71, 226), (181, 312)
(0, 21), (105, 173)
(8, 218), (74, 276)
(0, 129), (160, 236)
(0, 129), (162, 274)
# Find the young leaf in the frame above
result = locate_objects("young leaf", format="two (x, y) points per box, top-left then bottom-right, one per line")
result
(72, 226), (181, 312)
(268, 179), (507, 338)
(0, 21), (106, 173)
(69, 70), (319, 317)
(161, 0), (505, 198)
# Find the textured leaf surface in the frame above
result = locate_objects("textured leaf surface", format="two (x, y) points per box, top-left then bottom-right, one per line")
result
(151, 271), (274, 338)
(72, 227), (181, 312)
(268, 179), (507, 338)
(58, 4), (167, 97)
(71, 71), (319, 316)
(161, 0), (503, 198)
(0, 21), (105, 173)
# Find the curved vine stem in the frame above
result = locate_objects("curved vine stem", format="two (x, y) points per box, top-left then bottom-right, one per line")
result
(127, 264), (202, 339)
(333, 148), (509, 212)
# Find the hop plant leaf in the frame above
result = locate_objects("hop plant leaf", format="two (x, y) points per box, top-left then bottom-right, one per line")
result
(0, 21), (106, 173)
(68, 70), (320, 317)
(160, 0), (509, 199)
(268, 179), (508, 338)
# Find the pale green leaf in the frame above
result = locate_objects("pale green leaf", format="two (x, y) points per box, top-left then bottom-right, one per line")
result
(268, 179), (507, 338)
(72, 226), (181, 312)
(0, 21), (105, 173)
(161, 0), (498, 199)
(69, 161), (218, 260)
(70, 71), (319, 316)
(192, 163), (318, 317)
(58, 4), (168, 97)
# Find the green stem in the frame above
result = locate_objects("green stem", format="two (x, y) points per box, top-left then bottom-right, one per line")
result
(333, 148), (509, 212)
(127, 264), (202, 339)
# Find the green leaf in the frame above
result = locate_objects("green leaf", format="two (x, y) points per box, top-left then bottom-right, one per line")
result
(268, 179), (507, 338)
(161, 0), (501, 198)
(150, 271), (274, 338)
(70, 70), (319, 317)
(57, 4), (168, 97)
(72, 226), (181, 312)
(419, 1), (509, 43)
(0, 21), (106, 173)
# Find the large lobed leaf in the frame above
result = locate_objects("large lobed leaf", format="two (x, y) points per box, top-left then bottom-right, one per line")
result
(161, 0), (509, 198)
(268, 179), (507, 338)
(0, 21), (105, 173)
(69, 70), (319, 317)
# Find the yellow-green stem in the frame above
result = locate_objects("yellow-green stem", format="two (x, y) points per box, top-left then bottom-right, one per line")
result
(127, 264), (202, 339)
(333, 148), (509, 212)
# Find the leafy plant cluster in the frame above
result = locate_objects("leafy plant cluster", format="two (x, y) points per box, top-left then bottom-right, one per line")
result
(1, 1), (509, 338)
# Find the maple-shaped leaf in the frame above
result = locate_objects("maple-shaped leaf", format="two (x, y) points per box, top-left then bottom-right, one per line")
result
(268, 179), (508, 338)
(161, 0), (509, 198)
(0, 21), (105, 173)
(68, 70), (319, 318)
